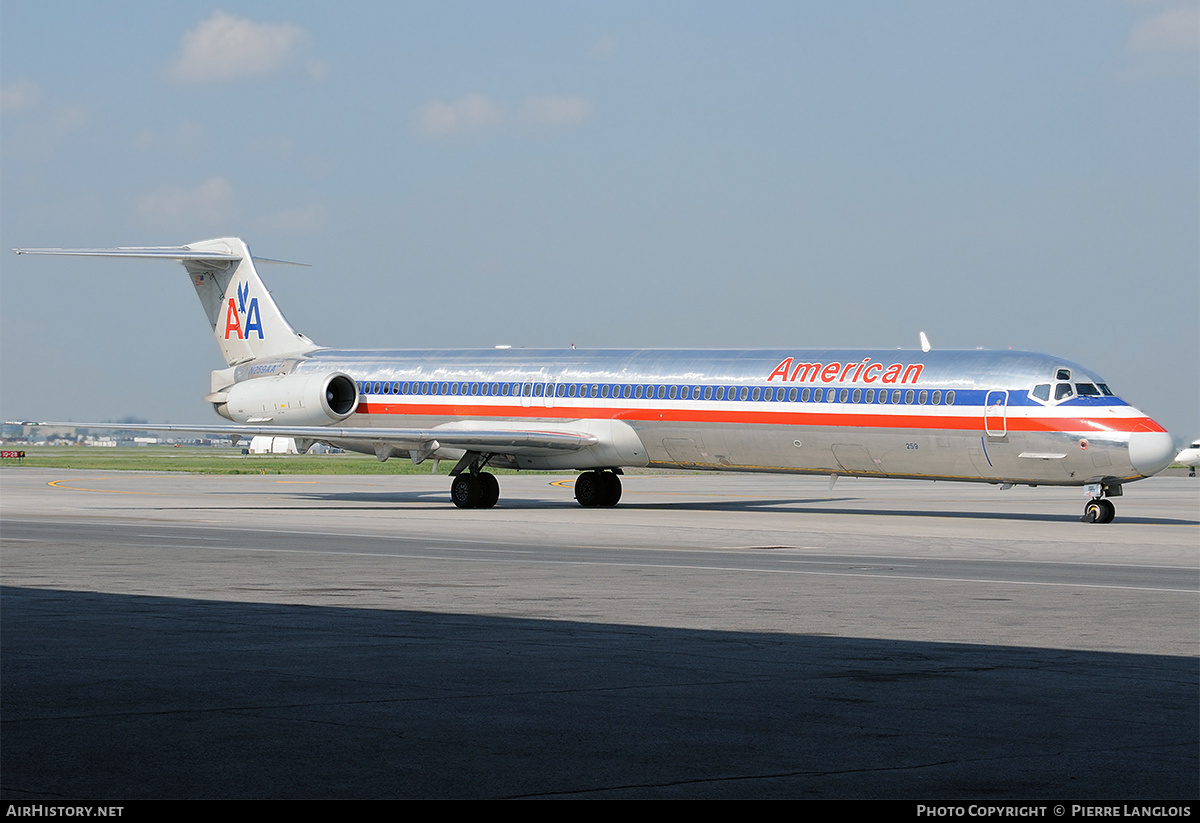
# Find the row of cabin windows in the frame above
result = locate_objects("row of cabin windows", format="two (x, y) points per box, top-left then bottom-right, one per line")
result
(354, 380), (956, 407)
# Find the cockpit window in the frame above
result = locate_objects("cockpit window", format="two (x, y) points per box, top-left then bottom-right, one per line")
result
(1031, 384), (1050, 402)
(1056, 368), (1071, 380)
(1054, 383), (1074, 401)
(1075, 383), (1100, 396)
(1097, 383), (1114, 397)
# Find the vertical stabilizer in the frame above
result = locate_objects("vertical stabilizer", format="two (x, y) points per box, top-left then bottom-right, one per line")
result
(182, 238), (317, 365)
(13, 237), (318, 366)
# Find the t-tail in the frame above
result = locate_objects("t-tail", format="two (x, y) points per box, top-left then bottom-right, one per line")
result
(13, 237), (317, 366)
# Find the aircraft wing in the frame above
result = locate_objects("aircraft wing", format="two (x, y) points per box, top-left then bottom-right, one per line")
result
(16, 421), (597, 457)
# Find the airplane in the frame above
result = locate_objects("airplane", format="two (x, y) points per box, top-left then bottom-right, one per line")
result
(1176, 439), (1200, 477)
(11, 237), (1176, 523)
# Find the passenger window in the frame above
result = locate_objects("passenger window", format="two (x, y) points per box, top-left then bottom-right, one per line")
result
(946, 391), (955, 405)
(1055, 383), (1073, 401)
(931, 390), (940, 405)
(905, 390), (915, 404)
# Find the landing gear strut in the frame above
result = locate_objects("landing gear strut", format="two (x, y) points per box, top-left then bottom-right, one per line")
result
(1081, 482), (1120, 524)
(574, 470), (622, 507)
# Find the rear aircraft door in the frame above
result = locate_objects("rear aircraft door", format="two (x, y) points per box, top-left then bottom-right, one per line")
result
(984, 390), (1008, 438)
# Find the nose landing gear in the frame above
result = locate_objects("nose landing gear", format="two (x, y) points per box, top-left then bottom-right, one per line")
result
(1081, 482), (1121, 524)
(1082, 498), (1115, 524)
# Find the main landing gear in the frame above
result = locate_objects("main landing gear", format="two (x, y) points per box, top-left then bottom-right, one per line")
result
(451, 471), (500, 509)
(574, 470), (622, 507)
(1081, 482), (1120, 524)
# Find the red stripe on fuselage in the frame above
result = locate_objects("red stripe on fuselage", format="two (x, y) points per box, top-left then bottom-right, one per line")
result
(353, 402), (1164, 434)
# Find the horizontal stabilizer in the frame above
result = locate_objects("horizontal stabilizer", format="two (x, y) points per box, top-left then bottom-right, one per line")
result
(12, 245), (307, 266)
(12, 238), (315, 366)
(14, 246), (240, 261)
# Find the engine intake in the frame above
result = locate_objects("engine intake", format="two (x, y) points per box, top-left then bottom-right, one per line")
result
(217, 372), (358, 426)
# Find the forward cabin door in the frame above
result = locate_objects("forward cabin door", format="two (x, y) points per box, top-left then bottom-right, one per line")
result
(984, 390), (1008, 439)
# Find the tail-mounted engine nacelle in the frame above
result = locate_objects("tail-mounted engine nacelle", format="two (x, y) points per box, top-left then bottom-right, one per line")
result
(217, 372), (358, 426)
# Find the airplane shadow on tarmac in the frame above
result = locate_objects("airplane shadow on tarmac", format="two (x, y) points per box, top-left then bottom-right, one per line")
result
(1, 586), (1196, 800)
(276, 487), (1198, 525)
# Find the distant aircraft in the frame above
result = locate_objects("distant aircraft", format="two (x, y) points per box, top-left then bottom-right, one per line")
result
(1176, 440), (1200, 477)
(12, 238), (1176, 522)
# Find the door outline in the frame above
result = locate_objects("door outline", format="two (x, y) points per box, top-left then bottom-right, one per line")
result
(984, 390), (1008, 438)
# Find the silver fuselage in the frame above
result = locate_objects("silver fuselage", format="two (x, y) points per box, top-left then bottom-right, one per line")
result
(238, 347), (1169, 486)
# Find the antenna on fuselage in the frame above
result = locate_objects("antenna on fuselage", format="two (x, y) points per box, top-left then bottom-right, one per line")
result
(919, 332), (931, 353)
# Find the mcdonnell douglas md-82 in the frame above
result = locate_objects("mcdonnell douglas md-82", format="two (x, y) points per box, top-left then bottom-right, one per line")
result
(12, 237), (1176, 522)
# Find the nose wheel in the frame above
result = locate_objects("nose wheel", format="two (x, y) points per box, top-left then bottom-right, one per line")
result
(1082, 498), (1115, 524)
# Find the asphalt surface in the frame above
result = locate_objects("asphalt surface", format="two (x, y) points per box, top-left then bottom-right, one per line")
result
(1, 468), (1196, 799)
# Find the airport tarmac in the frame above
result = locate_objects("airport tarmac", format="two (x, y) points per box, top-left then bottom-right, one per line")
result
(2, 468), (1197, 799)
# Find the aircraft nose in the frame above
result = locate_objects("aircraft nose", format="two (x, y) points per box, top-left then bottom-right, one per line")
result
(1128, 429), (1175, 477)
